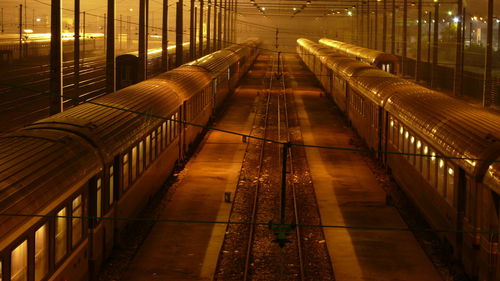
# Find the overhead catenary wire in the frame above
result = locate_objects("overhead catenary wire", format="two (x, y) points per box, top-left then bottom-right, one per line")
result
(0, 212), (498, 235)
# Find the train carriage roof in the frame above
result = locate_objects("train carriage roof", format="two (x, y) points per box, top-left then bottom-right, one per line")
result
(185, 39), (260, 79)
(348, 68), (403, 105)
(225, 39), (262, 58)
(157, 65), (212, 99)
(26, 77), (184, 163)
(323, 56), (372, 79)
(386, 91), (500, 177)
(297, 38), (315, 48)
(0, 130), (101, 248)
(319, 38), (399, 65)
(185, 49), (240, 78)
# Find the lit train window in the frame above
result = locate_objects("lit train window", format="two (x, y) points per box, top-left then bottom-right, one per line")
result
(146, 135), (151, 166)
(403, 131), (409, 156)
(96, 178), (102, 219)
(422, 146), (429, 180)
(446, 166), (455, 205)
(415, 140), (422, 172)
(398, 127), (404, 152)
(438, 159), (445, 196)
(162, 122), (167, 150)
(11, 240), (27, 281)
(157, 127), (161, 153)
(168, 120), (172, 142)
(171, 114), (176, 140)
(123, 153), (129, 190)
(55, 208), (67, 263)
(152, 131), (157, 161)
(35, 224), (48, 281)
(72, 196), (82, 247)
(409, 136), (415, 163)
(131, 147), (137, 182)
(175, 113), (179, 136)
(139, 142), (144, 174)
(430, 151), (437, 187)
(109, 166), (114, 205)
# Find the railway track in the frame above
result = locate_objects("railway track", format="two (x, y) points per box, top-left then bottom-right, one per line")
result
(0, 52), (164, 133)
(242, 53), (305, 280)
(214, 53), (336, 280)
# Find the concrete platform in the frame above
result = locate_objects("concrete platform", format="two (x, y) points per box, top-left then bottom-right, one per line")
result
(123, 89), (258, 281)
(291, 85), (443, 280)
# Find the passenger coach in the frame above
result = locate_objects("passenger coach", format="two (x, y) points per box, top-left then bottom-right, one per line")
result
(298, 38), (500, 281)
(319, 38), (400, 75)
(0, 39), (260, 281)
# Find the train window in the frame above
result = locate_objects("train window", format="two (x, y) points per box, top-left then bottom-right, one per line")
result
(415, 140), (422, 171)
(438, 159), (445, 196)
(0, 261), (2, 281)
(446, 166), (455, 205)
(404, 131), (409, 159)
(398, 126), (404, 152)
(390, 120), (396, 145)
(409, 136), (415, 165)
(109, 166), (114, 205)
(55, 208), (67, 263)
(123, 154), (129, 190)
(146, 135), (151, 167)
(170, 115), (176, 140)
(11, 240), (27, 281)
(139, 141), (144, 174)
(422, 145), (429, 179)
(35, 224), (48, 281)
(175, 113), (179, 137)
(167, 120), (171, 142)
(162, 122), (167, 150)
(430, 151), (437, 188)
(96, 178), (102, 220)
(152, 131), (157, 161)
(131, 146), (137, 182)
(157, 127), (162, 152)
(72, 195), (82, 247)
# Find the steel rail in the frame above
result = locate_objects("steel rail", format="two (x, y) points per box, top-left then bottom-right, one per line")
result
(280, 54), (305, 281)
(243, 54), (275, 281)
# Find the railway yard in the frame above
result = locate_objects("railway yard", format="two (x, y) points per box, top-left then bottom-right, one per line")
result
(1, 0), (500, 279)
(93, 52), (463, 281)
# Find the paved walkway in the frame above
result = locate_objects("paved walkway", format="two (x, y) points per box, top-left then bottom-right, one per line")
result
(123, 88), (258, 280)
(289, 67), (443, 280)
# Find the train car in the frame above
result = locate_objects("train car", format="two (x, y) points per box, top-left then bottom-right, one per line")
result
(385, 91), (500, 281)
(0, 33), (104, 63)
(297, 38), (500, 281)
(0, 38), (261, 281)
(116, 42), (201, 90)
(319, 38), (400, 75)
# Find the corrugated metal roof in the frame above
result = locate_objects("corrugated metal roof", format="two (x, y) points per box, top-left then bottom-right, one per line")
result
(319, 38), (399, 66)
(0, 130), (101, 245)
(386, 91), (500, 176)
(185, 49), (240, 78)
(27, 77), (183, 162)
(157, 65), (212, 100)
